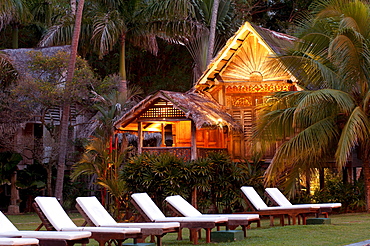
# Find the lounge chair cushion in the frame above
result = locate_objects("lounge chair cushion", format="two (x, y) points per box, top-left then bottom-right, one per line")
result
(240, 186), (269, 210)
(76, 197), (180, 229)
(34, 197), (77, 231)
(131, 193), (228, 223)
(265, 188), (342, 208)
(76, 197), (117, 226)
(0, 210), (91, 240)
(265, 188), (293, 206)
(241, 186), (321, 211)
(34, 197), (141, 234)
(165, 196), (203, 217)
(0, 238), (38, 245)
(165, 195), (260, 221)
(0, 212), (19, 232)
(0, 231), (91, 240)
(131, 193), (167, 221)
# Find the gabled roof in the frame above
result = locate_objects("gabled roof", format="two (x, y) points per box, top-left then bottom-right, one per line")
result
(195, 22), (296, 88)
(114, 90), (242, 131)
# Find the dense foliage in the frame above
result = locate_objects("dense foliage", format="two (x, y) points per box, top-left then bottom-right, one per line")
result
(122, 152), (265, 215)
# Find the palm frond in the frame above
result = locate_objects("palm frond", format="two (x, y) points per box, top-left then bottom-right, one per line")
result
(38, 17), (74, 46)
(265, 116), (339, 186)
(336, 106), (370, 166)
(91, 9), (124, 57)
(293, 89), (355, 127)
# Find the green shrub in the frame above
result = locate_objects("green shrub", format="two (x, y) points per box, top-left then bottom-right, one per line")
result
(312, 174), (365, 212)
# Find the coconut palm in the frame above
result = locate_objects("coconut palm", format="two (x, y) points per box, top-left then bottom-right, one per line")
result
(253, 0), (370, 209)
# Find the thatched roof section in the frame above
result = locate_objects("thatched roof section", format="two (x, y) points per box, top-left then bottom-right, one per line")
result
(114, 90), (242, 131)
(0, 46), (71, 139)
(195, 22), (296, 87)
(1, 45), (71, 81)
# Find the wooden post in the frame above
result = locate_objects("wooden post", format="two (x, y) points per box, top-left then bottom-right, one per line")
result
(8, 171), (19, 214)
(138, 122), (142, 154)
(191, 121), (197, 160)
(161, 123), (165, 146)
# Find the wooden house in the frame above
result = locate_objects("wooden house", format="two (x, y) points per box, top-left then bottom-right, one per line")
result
(114, 22), (301, 160)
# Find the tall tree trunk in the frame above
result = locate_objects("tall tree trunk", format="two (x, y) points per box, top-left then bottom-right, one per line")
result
(47, 162), (53, 196)
(12, 24), (18, 49)
(45, 1), (52, 27)
(119, 34), (127, 97)
(54, 103), (70, 202)
(8, 171), (19, 214)
(206, 0), (219, 66)
(54, 0), (84, 202)
(363, 155), (370, 212)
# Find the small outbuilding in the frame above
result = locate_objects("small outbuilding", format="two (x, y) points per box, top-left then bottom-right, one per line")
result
(114, 90), (242, 160)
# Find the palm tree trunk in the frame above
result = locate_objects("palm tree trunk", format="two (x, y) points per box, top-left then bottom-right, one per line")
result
(362, 155), (370, 212)
(47, 162), (53, 196)
(119, 34), (127, 96)
(55, 103), (70, 201)
(12, 24), (18, 49)
(45, 1), (52, 27)
(54, 0), (84, 202)
(206, 0), (219, 66)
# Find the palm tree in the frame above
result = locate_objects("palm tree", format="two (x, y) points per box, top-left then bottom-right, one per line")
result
(54, 0), (84, 202)
(39, 0), (196, 96)
(253, 0), (370, 209)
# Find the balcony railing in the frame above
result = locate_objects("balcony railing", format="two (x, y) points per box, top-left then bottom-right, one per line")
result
(142, 147), (227, 160)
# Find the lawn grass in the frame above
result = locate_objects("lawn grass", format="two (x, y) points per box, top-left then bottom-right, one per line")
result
(6, 212), (370, 245)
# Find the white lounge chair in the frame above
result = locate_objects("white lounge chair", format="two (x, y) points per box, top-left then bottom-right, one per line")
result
(0, 238), (38, 246)
(241, 186), (320, 226)
(34, 196), (143, 246)
(165, 195), (260, 236)
(265, 187), (341, 216)
(76, 196), (180, 246)
(131, 193), (228, 244)
(0, 211), (91, 246)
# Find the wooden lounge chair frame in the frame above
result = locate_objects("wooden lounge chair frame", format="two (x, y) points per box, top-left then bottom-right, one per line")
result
(240, 186), (320, 226)
(32, 202), (142, 246)
(130, 195), (221, 245)
(75, 200), (179, 246)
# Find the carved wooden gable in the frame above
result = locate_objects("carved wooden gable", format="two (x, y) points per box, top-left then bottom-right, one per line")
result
(221, 33), (290, 83)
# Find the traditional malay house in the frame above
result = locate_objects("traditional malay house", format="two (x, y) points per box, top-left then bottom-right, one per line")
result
(1, 45), (94, 168)
(114, 22), (300, 161)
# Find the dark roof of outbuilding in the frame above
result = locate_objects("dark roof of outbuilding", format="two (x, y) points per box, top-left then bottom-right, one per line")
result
(114, 90), (242, 131)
